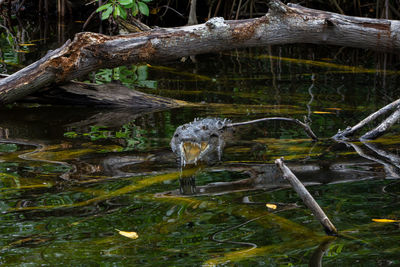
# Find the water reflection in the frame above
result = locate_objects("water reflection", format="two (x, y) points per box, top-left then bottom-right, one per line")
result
(1, 41), (400, 265)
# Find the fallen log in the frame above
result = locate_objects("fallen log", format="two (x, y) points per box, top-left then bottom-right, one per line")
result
(1, 0), (400, 104)
(275, 158), (338, 236)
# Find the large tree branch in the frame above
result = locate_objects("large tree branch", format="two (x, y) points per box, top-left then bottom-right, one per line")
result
(1, 0), (400, 104)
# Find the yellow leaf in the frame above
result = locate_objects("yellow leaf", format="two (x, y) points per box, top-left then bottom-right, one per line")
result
(266, 204), (277, 210)
(313, 111), (334, 114)
(116, 229), (139, 239)
(325, 108), (342, 110)
(372, 218), (399, 223)
(19, 43), (36, 46)
(150, 8), (160, 14)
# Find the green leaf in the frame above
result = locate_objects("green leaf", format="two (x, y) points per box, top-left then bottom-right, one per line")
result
(113, 5), (120, 18)
(118, 5), (127, 19)
(123, 2), (135, 8)
(119, 0), (133, 4)
(132, 3), (138, 16)
(138, 2), (149, 16)
(101, 6), (113, 20)
(96, 3), (112, 12)
(141, 0), (152, 2)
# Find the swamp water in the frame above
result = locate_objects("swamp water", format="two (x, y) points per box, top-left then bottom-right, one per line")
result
(1, 37), (400, 266)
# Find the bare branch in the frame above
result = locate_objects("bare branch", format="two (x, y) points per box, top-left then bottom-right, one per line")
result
(275, 158), (338, 236)
(227, 117), (318, 141)
(333, 98), (400, 140)
(361, 108), (400, 140)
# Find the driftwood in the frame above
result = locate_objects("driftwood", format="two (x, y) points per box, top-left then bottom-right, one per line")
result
(1, 0), (400, 104)
(333, 98), (400, 140)
(275, 158), (338, 236)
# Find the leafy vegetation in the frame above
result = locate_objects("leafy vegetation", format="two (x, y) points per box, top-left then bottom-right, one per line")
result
(96, 0), (152, 20)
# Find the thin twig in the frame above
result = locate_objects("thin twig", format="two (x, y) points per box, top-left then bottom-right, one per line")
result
(227, 117), (318, 141)
(83, 9), (97, 30)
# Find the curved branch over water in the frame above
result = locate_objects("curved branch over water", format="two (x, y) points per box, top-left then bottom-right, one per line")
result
(228, 117), (318, 141)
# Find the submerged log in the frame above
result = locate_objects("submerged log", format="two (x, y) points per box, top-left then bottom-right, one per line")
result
(2, 0), (400, 104)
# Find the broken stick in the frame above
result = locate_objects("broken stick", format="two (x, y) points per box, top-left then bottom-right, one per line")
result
(275, 158), (338, 236)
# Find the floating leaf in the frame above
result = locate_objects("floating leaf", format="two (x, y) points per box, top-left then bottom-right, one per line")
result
(313, 111), (334, 114)
(372, 218), (399, 223)
(116, 229), (139, 239)
(266, 204), (277, 210)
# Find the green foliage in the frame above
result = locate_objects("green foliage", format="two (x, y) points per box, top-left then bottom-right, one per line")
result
(96, 0), (151, 20)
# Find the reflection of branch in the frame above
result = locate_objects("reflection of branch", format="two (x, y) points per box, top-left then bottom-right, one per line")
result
(309, 237), (336, 267)
(306, 81), (314, 124)
(338, 140), (400, 178)
(210, 216), (259, 249)
(362, 141), (400, 165)
(0, 139), (75, 180)
(275, 158), (338, 236)
(227, 117), (318, 141)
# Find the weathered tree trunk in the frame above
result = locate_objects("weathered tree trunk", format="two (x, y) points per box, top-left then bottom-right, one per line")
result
(1, 0), (400, 104)
(187, 0), (198, 25)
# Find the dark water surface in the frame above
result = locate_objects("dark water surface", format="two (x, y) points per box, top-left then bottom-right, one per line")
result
(1, 29), (400, 265)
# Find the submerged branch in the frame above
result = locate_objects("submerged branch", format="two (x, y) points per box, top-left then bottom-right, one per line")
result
(275, 158), (338, 236)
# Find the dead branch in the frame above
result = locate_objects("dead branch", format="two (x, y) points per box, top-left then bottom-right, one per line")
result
(228, 117), (318, 141)
(333, 98), (400, 140)
(275, 158), (338, 236)
(361, 108), (400, 140)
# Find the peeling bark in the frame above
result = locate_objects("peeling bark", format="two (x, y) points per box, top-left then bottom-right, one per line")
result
(2, 0), (400, 104)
